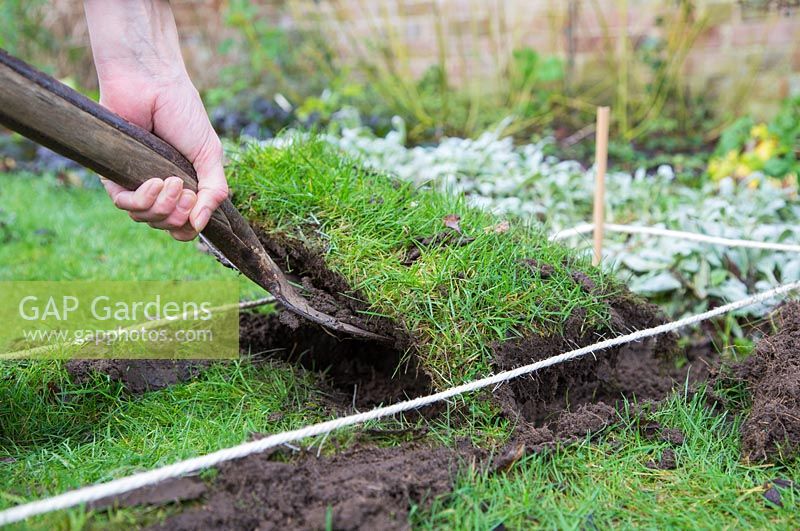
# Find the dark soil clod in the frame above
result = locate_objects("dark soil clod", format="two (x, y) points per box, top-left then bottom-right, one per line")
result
(65, 359), (206, 394)
(90, 477), (207, 510)
(521, 258), (555, 279)
(640, 422), (686, 446)
(571, 270), (597, 294)
(646, 448), (677, 470)
(661, 428), (686, 446)
(495, 403), (617, 462)
(772, 478), (796, 490)
(491, 295), (679, 428)
(734, 302), (800, 462)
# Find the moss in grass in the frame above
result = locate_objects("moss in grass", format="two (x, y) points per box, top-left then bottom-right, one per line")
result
(229, 138), (648, 389)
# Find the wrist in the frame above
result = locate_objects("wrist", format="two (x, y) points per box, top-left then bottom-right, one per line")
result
(84, 0), (186, 83)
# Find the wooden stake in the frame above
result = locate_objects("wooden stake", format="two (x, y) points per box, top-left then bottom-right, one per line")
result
(592, 106), (610, 266)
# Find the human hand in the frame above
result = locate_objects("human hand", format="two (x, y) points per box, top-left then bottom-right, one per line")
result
(84, 0), (227, 241)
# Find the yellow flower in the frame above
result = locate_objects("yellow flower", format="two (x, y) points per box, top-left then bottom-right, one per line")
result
(708, 150), (742, 180)
(750, 123), (770, 141)
(753, 138), (778, 161)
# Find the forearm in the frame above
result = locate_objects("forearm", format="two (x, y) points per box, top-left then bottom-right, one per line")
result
(83, 0), (226, 238)
(83, 0), (186, 82)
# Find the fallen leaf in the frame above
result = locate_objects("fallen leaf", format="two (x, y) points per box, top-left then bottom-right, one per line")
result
(484, 220), (510, 234)
(442, 214), (461, 233)
(493, 442), (525, 472)
(763, 486), (783, 508)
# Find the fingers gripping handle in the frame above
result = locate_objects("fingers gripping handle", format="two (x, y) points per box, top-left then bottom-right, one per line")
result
(0, 49), (232, 232)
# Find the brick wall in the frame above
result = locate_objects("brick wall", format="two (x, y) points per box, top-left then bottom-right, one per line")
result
(41, 0), (800, 118)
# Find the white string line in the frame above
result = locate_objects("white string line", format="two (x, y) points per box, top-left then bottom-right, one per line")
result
(1, 280), (797, 526)
(549, 222), (800, 252)
(0, 296), (275, 361)
(236, 296), (276, 310)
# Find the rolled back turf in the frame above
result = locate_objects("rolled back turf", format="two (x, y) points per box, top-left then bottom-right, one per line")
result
(229, 138), (672, 402)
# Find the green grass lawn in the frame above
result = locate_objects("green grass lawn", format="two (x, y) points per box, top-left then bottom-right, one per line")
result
(0, 171), (798, 529)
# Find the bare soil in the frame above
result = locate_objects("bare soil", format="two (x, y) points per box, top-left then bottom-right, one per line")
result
(733, 302), (800, 462)
(240, 312), (432, 410)
(146, 443), (476, 531)
(489, 294), (685, 439)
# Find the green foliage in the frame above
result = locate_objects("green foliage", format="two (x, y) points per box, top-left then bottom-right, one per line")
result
(0, 0), (51, 61)
(210, 1), (397, 137)
(212, 0), (726, 162)
(608, 0), (715, 143)
(213, 0), (343, 106)
(511, 48), (564, 90)
(501, 49), (566, 137)
(709, 96), (800, 186)
(546, 0), (718, 172)
(765, 96), (800, 178)
(345, 41), (568, 143)
(296, 82), (367, 122)
(715, 116), (754, 156)
(215, 1), (570, 144)
(0, 0), (94, 91)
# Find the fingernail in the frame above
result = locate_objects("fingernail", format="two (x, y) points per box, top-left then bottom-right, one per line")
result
(144, 179), (161, 195)
(194, 207), (211, 231)
(167, 178), (183, 196)
(177, 190), (195, 210)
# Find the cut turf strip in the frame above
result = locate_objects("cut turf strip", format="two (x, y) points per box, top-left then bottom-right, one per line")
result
(229, 138), (675, 414)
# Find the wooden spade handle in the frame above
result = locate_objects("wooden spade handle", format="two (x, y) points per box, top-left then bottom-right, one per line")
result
(0, 49), (203, 193)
